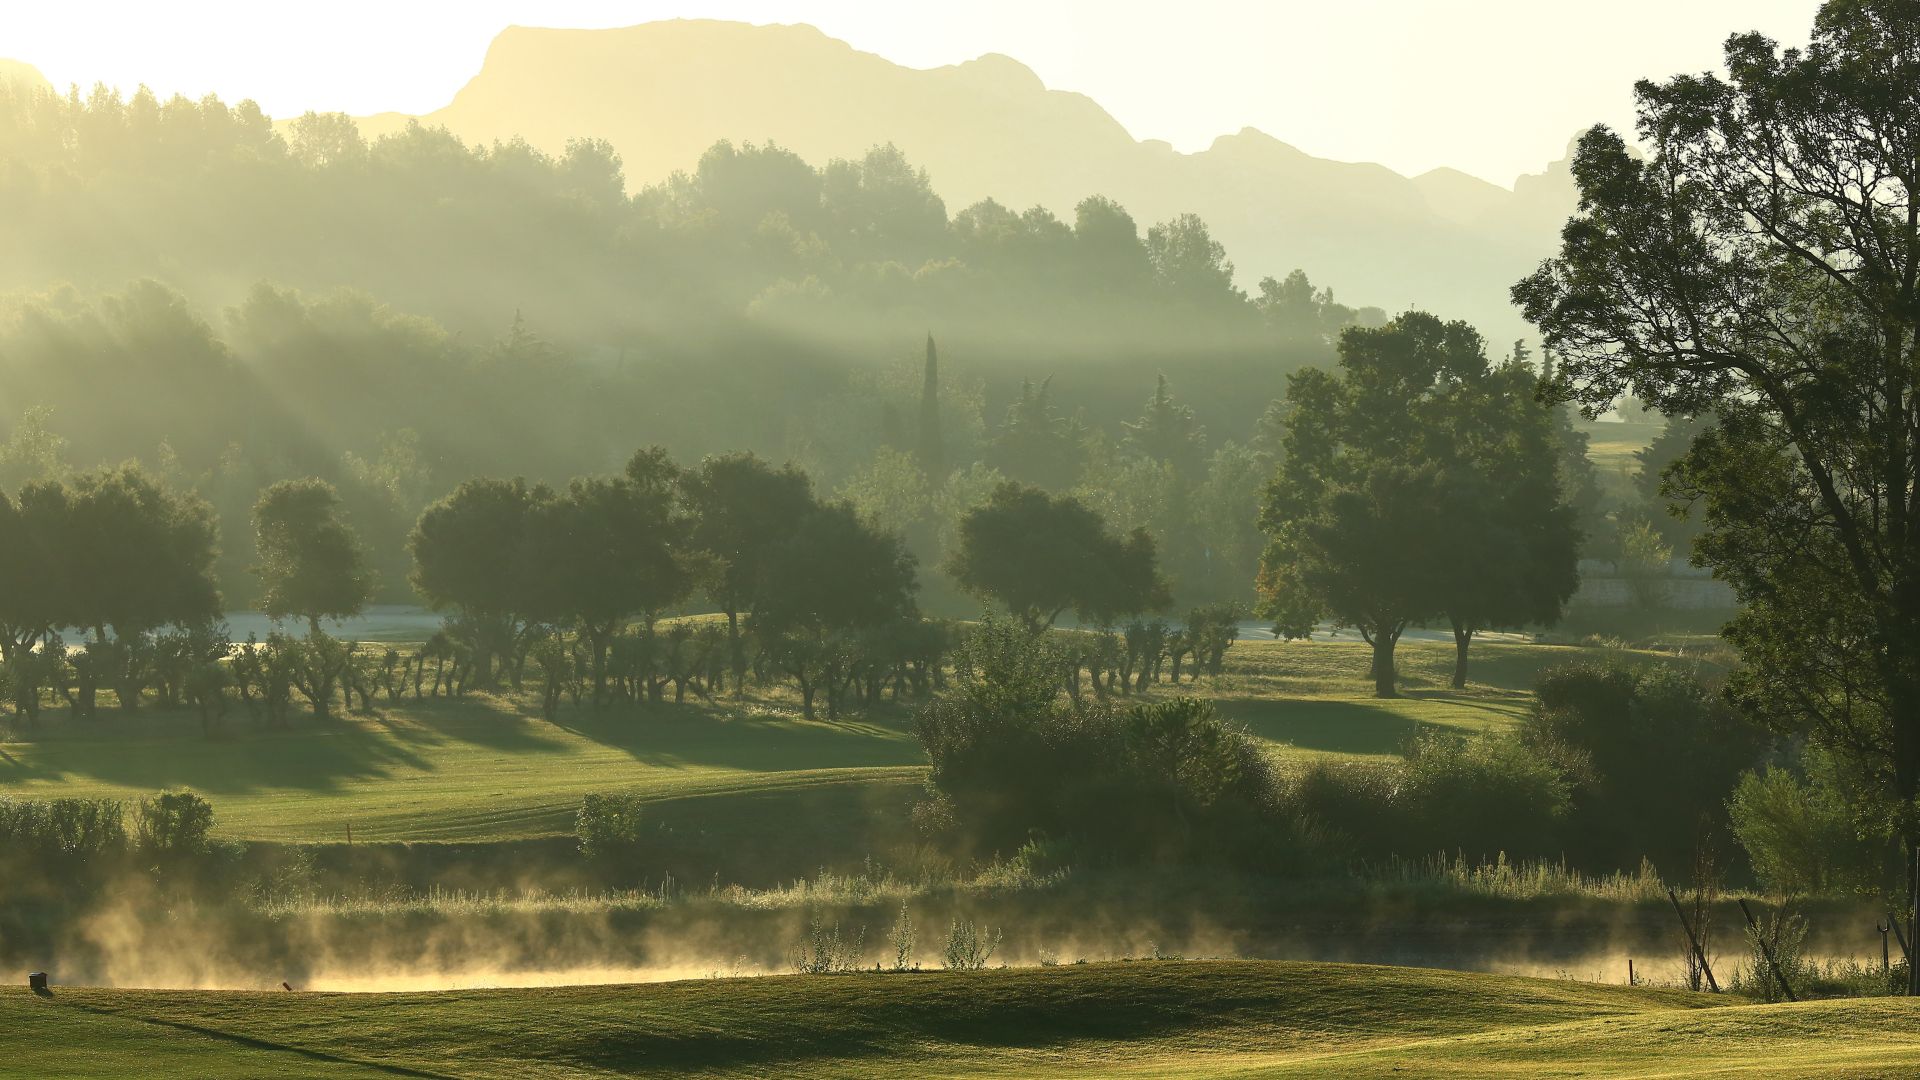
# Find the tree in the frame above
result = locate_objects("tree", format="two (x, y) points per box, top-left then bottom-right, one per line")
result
(57, 466), (222, 711)
(61, 466), (219, 638)
(1430, 363), (1582, 687)
(948, 482), (1169, 631)
(531, 448), (697, 705)
(1259, 313), (1572, 695)
(252, 478), (374, 634)
(986, 377), (1086, 491)
(754, 502), (919, 720)
(0, 483), (69, 662)
(1511, 0), (1920, 958)
(1145, 213), (1242, 306)
(409, 477), (545, 685)
(1121, 374), (1207, 484)
(1630, 411), (1716, 550)
(917, 333), (945, 480)
(680, 452), (818, 694)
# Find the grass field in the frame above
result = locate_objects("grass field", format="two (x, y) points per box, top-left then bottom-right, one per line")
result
(0, 637), (1684, 842)
(6, 960), (1913, 1078)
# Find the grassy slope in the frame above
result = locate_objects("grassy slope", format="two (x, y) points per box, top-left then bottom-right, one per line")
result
(5, 961), (1913, 1079)
(0, 638), (1673, 841)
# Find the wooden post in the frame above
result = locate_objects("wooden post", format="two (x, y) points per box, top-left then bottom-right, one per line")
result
(1666, 887), (1720, 992)
(1627, 958), (1635, 986)
(1738, 898), (1797, 1003)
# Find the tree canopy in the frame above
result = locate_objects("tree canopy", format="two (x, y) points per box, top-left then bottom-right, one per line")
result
(948, 482), (1169, 631)
(1513, 0), (1920, 930)
(1259, 312), (1576, 695)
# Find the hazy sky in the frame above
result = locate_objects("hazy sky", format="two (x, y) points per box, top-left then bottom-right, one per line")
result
(2, 0), (1823, 184)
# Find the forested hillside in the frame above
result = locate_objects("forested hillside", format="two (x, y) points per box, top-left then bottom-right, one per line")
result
(0, 76), (1384, 608)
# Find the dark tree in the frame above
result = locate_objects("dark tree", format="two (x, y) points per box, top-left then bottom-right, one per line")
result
(61, 467), (221, 643)
(986, 378), (1087, 491)
(409, 477), (546, 685)
(948, 482), (1170, 632)
(1512, 0), (1920, 941)
(918, 333), (945, 481)
(1431, 363), (1582, 687)
(532, 448), (697, 705)
(0, 484), (69, 662)
(252, 478), (374, 634)
(680, 452), (818, 694)
(1259, 313), (1572, 696)
(754, 502), (919, 720)
(1121, 374), (1207, 483)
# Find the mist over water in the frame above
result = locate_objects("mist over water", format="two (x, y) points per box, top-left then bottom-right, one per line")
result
(37, 888), (1887, 994)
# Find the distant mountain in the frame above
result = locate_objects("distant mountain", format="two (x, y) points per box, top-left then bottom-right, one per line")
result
(352, 20), (1583, 345)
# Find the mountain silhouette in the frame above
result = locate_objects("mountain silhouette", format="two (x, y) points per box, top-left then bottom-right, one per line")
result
(356, 19), (1580, 342)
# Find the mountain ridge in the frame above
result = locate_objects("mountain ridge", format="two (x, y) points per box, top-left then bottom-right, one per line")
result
(345, 19), (1577, 341)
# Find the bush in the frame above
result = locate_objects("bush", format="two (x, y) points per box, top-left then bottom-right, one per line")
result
(790, 910), (865, 974)
(1524, 660), (1764, 865)
(0, 796), (127, 861)
(915, 621), (1285, 862)
(1289, 736), (1569, 861)
(942, 918), (1001, 970)
(134, 791), (214, 856)
(576, 792), (647, 863)
(1289, 761), (1400, 854)
(1729, 753), (1892, 896)
(1398, 734), (1570, 859)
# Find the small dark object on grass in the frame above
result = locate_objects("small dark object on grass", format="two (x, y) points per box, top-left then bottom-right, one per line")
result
(28, 972), (49, 994)
(282, 982), (293, 992)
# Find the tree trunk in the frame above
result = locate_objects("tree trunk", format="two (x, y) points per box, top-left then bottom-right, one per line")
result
(1370, 624), (1399, 698)
(726, 607), (744, 699)
(1449, 617), (1473, 690)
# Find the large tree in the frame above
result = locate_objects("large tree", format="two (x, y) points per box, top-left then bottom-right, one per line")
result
(408, 477), (546, 684)
(1431, 363), (1582, 687)
(63, 466), (221, 641)
(754, 501), (919, 720)
(1259, 313), (1574, 696)
(679, 452), (818, 694)
(252, 478), (374, 634)
(532, 448), (697, 705)
(1512, 0), (1920, 955)
(948, 482), (1169, 631)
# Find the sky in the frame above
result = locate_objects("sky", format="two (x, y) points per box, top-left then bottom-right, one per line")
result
(0, 0), (1824, 185)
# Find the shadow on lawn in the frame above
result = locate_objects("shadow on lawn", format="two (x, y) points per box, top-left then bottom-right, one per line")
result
(1214, 698), (1428, 757)
(550, 698), (922, 772)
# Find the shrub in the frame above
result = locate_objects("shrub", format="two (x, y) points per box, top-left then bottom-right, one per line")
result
(0, 796), (127, 861)
(942, 918), (1001, 970)
(1398, 734), (1570, 859)
(790, 910), (865, 974)
(1524, 659), (1764, 865)
(1289, 761), (1400, 853)
(576, 793), (647, 863)
(1288, 736), (1570, 861)
(888, 901), (917, 971)
(1729, 753), (1891, 896)
(134, 791), (214, 856)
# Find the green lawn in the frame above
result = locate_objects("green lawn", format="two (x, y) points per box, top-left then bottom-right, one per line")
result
(0, 696), (925, 841)
(0, 637), (1677, 841)
(5, 960), (1911, 1078)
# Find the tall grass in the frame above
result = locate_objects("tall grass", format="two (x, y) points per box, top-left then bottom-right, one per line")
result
(1364, 853), (1671, 903)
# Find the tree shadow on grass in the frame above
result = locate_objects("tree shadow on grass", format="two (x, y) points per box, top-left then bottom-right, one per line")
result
(549, 699), (923, 773)
(1213, 698), (1427, 758)
(0, 712), (446, 796)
